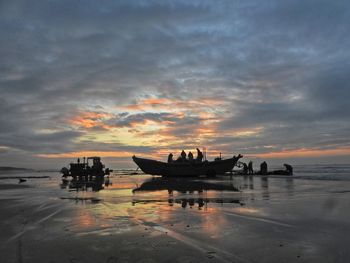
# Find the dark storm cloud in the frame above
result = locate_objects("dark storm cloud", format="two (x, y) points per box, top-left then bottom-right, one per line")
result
(0, 0), (350, 167)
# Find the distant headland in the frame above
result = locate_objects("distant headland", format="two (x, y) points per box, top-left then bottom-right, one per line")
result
(0, 166), (33, 172)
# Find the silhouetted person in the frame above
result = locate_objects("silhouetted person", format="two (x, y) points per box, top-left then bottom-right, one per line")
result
(77, 158), (80, 164)
(242, 163), (248, 175)
(284, 163), (293, 175)
(181, 150), (187, 161)
(188, 151), (194, 162)
(196, 148), (203, 162)
(167, 153), (173, 163)
(248, 161), (253, 174)
(260, 161), (268, 175)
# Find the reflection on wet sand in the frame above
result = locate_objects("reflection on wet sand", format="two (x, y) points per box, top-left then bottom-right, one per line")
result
(261, 176), (270, 200)
(240, 175), (254, 190)
(132, 177), (240, 193)
(60, 177), (112, 192)
(285, 178), (294, 197)
(132, 177), (244, 209)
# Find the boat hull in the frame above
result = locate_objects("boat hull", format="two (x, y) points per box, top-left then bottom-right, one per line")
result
(132, 155), (242, 177)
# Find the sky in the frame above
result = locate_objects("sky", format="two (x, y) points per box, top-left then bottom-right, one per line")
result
(0, 0), (350, 169)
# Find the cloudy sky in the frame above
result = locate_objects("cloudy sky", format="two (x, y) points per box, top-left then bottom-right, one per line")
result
(1, 0), (350, 169)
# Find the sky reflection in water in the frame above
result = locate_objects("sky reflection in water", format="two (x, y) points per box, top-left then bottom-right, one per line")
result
(58, 174), (284, 237)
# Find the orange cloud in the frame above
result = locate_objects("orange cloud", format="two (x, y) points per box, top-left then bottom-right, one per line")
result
(233, 127), (263, 137)
(142, 98), (171, 105)
(68, 111), (112, 129)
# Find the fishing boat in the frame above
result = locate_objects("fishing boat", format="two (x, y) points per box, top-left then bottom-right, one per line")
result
(132, 154), (243, 177)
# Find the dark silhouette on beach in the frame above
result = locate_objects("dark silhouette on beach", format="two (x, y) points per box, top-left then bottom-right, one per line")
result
(248, 161), (253, 174)
(260, 161), (268, 175)
(284, 164), (293, 175)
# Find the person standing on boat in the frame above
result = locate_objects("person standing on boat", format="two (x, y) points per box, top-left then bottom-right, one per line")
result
(181, 150), (187, 161)
(167, 153), (173, 163)
(196, 148), (203, 162)
(248, 161), (253, 174)
(188, 151), (194, 162)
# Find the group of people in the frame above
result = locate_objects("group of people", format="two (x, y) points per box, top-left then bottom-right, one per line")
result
(168, 148), (204, 163)
(242, 161), (254, 175)
(241, 161), (293, 176)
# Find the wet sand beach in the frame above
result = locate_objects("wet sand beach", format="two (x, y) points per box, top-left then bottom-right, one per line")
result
(1, 167), (350, 263)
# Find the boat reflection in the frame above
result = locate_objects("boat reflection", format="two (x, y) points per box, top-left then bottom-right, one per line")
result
(60, 177), (111, 192)
(132, 177), (244, 209)
(132, 177), (240, 193)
